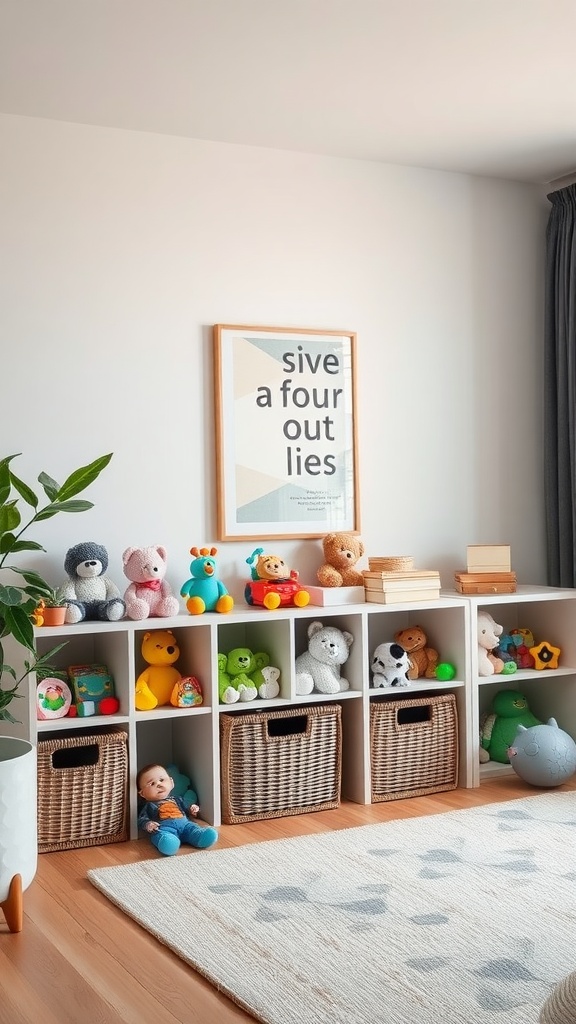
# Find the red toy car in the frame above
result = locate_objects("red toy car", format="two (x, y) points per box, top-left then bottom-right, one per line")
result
(244, 549), (311, 610)
(244, 574), (310, 611)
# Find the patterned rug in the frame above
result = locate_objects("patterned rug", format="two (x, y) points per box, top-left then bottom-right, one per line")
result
(88, 792), (576, 1024)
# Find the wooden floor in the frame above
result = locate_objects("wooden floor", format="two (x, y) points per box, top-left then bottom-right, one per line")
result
(1, 777), (574, 1024)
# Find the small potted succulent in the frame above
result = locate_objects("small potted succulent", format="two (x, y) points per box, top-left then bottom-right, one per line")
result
(33, 588), (67, 628)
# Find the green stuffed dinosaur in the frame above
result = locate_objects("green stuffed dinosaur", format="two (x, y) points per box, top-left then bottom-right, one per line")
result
(480, 689), (542, 764)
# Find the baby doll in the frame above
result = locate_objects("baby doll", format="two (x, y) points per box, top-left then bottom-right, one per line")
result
(136, 763), (218, 856)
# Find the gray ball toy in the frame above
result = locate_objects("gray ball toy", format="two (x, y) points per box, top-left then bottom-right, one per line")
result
(508, 718), (576, 787)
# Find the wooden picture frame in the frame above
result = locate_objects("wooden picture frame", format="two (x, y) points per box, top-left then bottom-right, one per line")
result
(214, 324), (360, 540)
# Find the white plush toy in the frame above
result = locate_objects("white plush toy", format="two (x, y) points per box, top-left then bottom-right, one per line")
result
(477, 610), (505, 676)
(371, 642), (411, 688)
(295, 621), (353, 695)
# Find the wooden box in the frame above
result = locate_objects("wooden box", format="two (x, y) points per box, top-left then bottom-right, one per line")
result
(455, 570), (516, 595)
(466, 544), (511, 573)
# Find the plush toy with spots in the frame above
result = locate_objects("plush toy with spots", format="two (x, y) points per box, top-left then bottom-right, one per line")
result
(371, 642), (411, 688)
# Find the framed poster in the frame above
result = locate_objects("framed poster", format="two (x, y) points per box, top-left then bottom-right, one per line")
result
(214, 324), (359, 540)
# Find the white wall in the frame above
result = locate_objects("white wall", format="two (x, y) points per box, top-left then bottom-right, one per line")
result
(1, 113), (547, 598)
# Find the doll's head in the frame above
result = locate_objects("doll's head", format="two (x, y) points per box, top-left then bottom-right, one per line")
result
(137, 763), (174, 802)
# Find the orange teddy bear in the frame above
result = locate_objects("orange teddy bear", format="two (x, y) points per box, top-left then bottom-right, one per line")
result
(317, 532), (365, 587)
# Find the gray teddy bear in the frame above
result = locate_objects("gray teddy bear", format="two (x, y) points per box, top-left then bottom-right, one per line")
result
(58, 541), (126, 623)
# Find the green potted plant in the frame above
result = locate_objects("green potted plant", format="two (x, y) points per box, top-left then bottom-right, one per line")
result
(0, 451), (112, 931)
(0, 452), (112, 722)
(34, 587), (67, 628)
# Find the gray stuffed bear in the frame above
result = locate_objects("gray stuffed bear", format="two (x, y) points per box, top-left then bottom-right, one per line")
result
(58, 541), (126, 623)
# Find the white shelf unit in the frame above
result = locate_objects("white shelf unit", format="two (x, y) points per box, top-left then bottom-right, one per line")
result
(4, 593), (476, 843)
(453, 585), (576, 786)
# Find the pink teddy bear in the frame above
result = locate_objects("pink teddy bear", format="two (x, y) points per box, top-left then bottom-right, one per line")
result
(122, 545), (180, 620)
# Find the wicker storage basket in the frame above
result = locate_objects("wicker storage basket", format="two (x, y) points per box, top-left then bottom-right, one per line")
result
(220, 704), (342, 824)
(37, 730), (129, 852)
(370, 693), (458, 802)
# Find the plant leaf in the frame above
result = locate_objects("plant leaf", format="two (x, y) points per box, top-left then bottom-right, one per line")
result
(38, 472), (60, 500)
(56, 453), (113, 501)
(0, 584), (26, 606)
(9, 472), (39, 509)
(3, 540), (45, 554)
(35, 499), (95, 521)
(34, 642), (68, 665)
(0, 532), (17, 554)
(17, 569), (50, 587)
(0, 708), (19, 724)
(3, 605), (35, 651)
(0, 502), (20, 534)
(0, 461), (11, 505)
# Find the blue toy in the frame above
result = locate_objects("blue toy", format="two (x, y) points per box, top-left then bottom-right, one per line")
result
(166, 763), (198, 809)
(508, 718), (576, 787)
(180, 545), (234, 615)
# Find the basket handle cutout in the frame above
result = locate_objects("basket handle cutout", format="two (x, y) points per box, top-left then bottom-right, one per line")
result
(266, 714), (309, 740)
(51, 744), (100, 770)
(395, 704), (433, 729)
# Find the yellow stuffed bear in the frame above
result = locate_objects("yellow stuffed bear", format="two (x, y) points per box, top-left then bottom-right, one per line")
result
(317, 532), (365, 587)
(135, 629), (182, 710)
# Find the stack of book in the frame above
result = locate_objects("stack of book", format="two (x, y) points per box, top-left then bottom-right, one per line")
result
(362, 568), (441, 604)
(454, 544), (516, 594)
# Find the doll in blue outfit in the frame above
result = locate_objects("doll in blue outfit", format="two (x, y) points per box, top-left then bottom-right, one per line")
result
(136, 763), (218, 856)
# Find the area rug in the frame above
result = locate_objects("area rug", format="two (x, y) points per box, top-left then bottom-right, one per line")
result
(88, 792), (576, 1024)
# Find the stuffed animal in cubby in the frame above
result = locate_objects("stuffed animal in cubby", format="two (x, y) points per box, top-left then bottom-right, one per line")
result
(393, 625), (438, 679)
(295, 621), (353, 695)
(477, 610), (517, 677)
(122, 545), (180, 620)
(479, 689), (542, 763)
(371, 642), (410, 688)
(58, 541), (126, 623)
(135, 629), (182, 710)
(166, 763), (199, 809)
(181, 546), (234, 614)
(217, 648), (280, 704)
(317, 532), (365, 587)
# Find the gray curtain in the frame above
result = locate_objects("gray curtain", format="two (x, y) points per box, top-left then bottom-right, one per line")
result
(544, 184), (576, 586)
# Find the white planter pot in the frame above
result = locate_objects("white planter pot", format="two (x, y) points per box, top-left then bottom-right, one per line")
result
(0, 737), (37, 932)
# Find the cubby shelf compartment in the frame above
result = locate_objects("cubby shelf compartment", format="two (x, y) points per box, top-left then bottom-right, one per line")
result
(453, 585), (576, 786)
